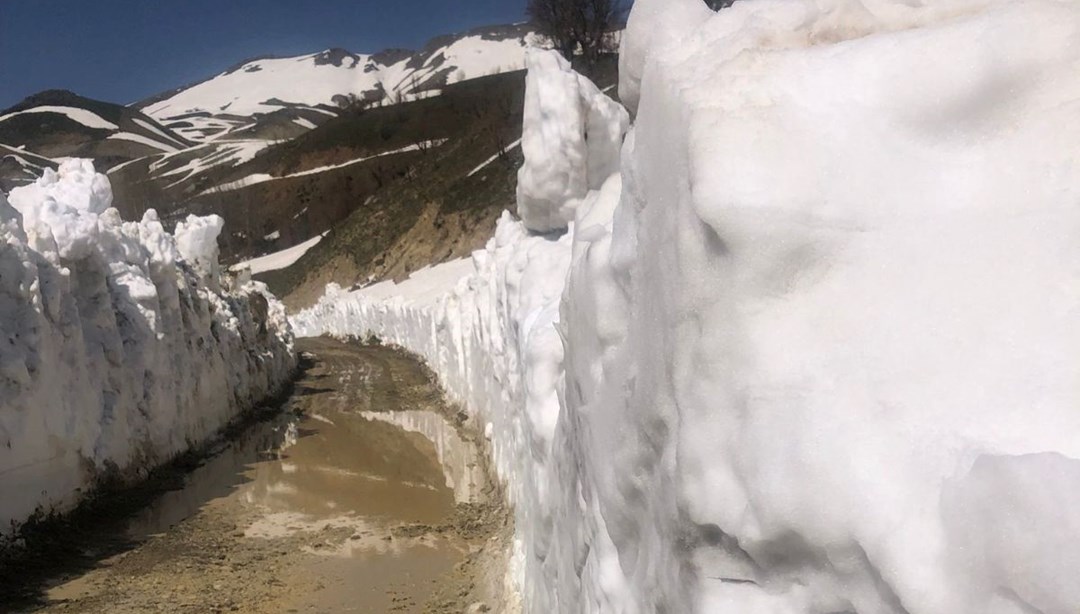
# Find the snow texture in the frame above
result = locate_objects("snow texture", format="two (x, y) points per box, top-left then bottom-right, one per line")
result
(174, 213), (225, 291)
(294, 1), (1080, 612)
(1, 160), (295, 535)
(516, 50), (627, 232)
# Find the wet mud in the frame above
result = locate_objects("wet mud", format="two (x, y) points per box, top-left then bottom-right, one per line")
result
(0, 338), (514, 613)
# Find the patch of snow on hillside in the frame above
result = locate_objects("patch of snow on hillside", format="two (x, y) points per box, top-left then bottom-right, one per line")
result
(160, 115), (242, 142)
(2, 152), (45, 171)
(466, 138), (522, 178)
(200, 140), (449, 195)
(346, 257), (476, 304)
(131, 117), (188, 147)
(439, 33), (535, 85)
(157, 140), (271, 187)
(0, 106), (119, 130)
(232, 231), (328, 275)
(292, 117), (317, 130)
(144, 53), (386, 119)
(106, 155), (153, 174)
(286, 140), (446, 178)
(107, 131), (178, 152)
(200, 173), (275, 195)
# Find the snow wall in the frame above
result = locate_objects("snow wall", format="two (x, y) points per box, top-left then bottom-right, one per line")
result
(1, 160), (296, 535)
(294, 1), (1080, 612)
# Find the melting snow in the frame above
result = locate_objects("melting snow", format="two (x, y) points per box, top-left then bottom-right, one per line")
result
(231, 231), (329, 275)
(106, 131), (178, 152)
(0, 105), (119, 130)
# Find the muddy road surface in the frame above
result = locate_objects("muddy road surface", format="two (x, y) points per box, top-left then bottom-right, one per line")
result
(1, 338), (514, 613)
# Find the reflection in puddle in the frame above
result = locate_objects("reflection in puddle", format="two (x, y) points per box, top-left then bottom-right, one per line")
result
(127, 406), (466, 543)
(124, 365), (483, 556)
(125, 411), (297, 540)
(240, 407), (455, 525)
(360, 410), (487, 504)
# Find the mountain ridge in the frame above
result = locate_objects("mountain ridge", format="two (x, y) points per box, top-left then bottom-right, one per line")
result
(134, 23), (540, 142)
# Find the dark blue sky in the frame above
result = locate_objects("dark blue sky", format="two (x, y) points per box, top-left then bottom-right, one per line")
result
(0, 0), (529, 110)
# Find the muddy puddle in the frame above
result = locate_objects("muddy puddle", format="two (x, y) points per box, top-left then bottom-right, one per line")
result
(6, 338), (511, 614)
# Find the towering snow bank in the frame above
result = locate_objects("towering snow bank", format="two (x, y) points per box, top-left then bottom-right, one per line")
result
(604, 0), (1080, 611)
(1, 160), (295, 534)
(295, 1), (1080, 611)
(293, 213), (572, 612)
(293, 57), (628, 610)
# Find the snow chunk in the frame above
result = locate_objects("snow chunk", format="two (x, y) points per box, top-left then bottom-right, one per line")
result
(7, 158), (114, 259)
(516, 49), (627, 232)
(618, 0), (711, 115)
(174, 213), (224, 289)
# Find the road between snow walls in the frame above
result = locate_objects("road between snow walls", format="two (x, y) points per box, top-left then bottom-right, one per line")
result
(0, 159), (296, 539)
(294, 0), (1080, 612)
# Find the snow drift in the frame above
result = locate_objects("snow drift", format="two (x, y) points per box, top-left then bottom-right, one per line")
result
(295, 1), (1080, 612)
(1, 159), (295, 535)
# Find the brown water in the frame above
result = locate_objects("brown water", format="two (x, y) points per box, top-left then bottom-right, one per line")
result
(13, 338), (508, 614)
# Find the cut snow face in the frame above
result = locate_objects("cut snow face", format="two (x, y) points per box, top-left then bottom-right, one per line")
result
(516, 49), (627, 232)
(295, 1), (1080, 612)
(0, 159), (295, 537)
(175, 212), (225, 289)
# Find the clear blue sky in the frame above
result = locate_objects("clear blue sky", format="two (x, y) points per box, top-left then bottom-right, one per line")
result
(0, 0), (530, 109)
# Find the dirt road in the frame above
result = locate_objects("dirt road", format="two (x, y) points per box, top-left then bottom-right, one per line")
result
(1, 338), (514, 613)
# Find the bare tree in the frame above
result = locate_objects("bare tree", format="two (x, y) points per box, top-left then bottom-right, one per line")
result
(527, 0), (624, 64)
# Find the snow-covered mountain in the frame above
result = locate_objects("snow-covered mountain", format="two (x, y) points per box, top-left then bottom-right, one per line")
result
(139, 24), (540, 142)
